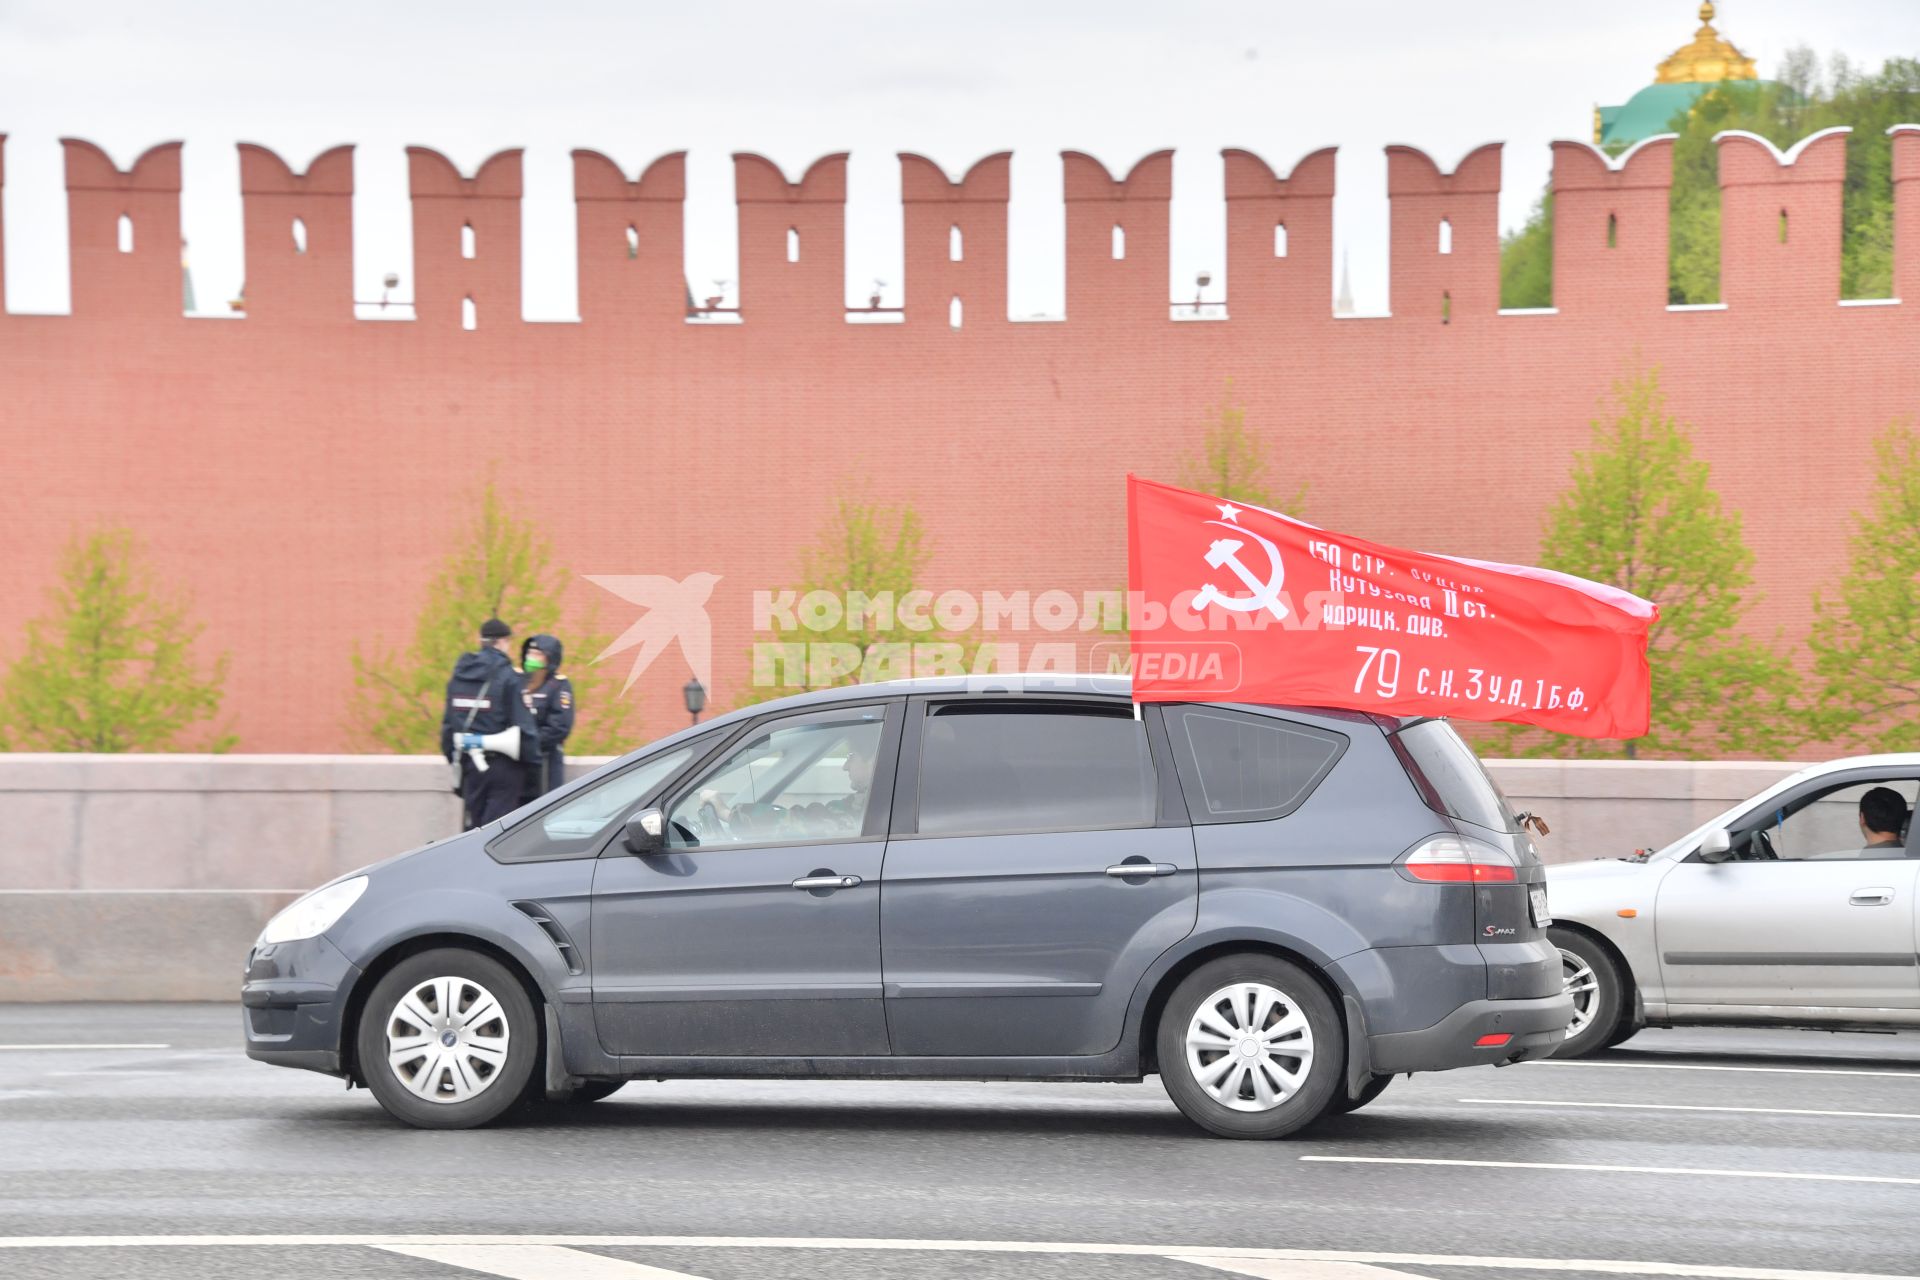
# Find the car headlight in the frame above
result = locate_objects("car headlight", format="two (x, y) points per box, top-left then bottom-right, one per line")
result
(256, 876), (368, 947)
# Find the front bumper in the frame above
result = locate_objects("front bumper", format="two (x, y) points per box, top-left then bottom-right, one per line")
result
(241, 934), (361, 1077)
(1368, 991), (1573, 1074)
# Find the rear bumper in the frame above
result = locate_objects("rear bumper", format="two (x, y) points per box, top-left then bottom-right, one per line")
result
(241, 934), (359, 1077)
(1368, 991), (1573, 1074)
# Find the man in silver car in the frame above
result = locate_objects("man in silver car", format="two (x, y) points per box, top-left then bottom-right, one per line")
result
(1857, 786), (1910, 855)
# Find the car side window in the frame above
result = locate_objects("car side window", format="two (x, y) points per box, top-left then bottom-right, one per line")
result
(1166, 707), (1346, 824)
(488, 743), (700, 861)
(1730, 778), (1917, 862)
(666, 708), (889, 848)
(915, 702), (1157, 837)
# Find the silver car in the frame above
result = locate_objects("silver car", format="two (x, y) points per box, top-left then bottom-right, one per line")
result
(1545, 755), (1920, 1056)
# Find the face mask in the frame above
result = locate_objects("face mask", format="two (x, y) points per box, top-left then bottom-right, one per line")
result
(525, 652), (548, 672)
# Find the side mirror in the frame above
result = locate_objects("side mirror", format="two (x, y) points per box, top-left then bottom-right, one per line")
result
(622, 807), (667, 856)
(1698, 828), (1732, 863)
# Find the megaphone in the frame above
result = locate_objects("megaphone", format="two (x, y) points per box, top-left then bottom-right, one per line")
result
(464, 724), (522, 772)
(478, 725), (521, 761)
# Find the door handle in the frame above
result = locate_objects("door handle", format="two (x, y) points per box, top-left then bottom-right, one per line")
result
(1850, 888), (1894, 906)
(792, 874), (862, 891)
(1106, 862), (1178, 879)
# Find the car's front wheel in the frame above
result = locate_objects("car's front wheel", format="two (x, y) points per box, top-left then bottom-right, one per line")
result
(356, 948), (539, 1129)
(1547, 927), (1625, 1059)
(1156, 955), (1343, 1139)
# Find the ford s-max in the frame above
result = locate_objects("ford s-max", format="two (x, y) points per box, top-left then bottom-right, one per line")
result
(244, 676), (1571, 1138)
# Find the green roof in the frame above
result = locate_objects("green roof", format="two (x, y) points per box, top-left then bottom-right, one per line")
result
(1596, 79), (1779, 147)
(1598, 82), (1713, 147)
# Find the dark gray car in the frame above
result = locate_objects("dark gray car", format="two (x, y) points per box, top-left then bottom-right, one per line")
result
(244, 676), (1571, 1138)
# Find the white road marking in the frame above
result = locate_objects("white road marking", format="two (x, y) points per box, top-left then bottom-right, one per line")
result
(1175, 1260), (1427, 1280)
(378, 1243), (710, 1279)
(0, 1043), (172, 1051)
(1528, 1059), (1920, 1080)
(1460, 1097), (1920, 1122)
(0, 1237), (1912, 1280)
(1301, 1156), (1920, 1187)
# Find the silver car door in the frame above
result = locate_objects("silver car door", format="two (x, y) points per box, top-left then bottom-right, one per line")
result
(1654, 775), (1920, 1019)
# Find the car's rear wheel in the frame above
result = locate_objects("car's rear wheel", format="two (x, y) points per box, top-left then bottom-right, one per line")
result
(1156, 955), (1343, 1139)
(1548, 927), (1624, 1059)
(1325, 1072), (1392, 1115)
(356, 948), (539, 1129)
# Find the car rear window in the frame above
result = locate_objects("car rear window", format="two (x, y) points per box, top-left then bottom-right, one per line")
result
(916, 704), (1157, 836)
(1393, 720), (1513, 833)
(1166, 707), (1346, 824)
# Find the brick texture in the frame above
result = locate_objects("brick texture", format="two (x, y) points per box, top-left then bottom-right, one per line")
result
(0, 132), (1917, 751)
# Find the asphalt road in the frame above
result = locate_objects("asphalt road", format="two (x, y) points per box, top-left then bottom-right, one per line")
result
(2, 1005), (1918, 1280)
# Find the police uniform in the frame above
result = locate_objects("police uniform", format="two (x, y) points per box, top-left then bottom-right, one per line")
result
(518, 633), (576, 802)
(440, 622), (538, 830)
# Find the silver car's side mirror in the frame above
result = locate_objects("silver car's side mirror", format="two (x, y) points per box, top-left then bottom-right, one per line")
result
(623, 807), (667, 856)
(1698, 828), (1733, 862)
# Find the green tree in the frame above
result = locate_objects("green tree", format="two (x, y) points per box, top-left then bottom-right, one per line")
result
(1498, 190), (1553, 310)
(1177, 382), (1307, 514)
(349, 481), (639, 755)
(1522, 371), (1798, 758)
(0, 528), (233, 752)
(1806, 423), (1920, 749)
(742, 496), (996, 703)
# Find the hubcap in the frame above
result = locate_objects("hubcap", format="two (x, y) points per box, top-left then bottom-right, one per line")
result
(384, 976), (511, 1105)
(1184, 981), (1315, 1113)
(1560, 949), (1597, 1040)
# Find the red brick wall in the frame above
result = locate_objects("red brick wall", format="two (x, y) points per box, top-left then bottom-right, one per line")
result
(1, 130), (1916, 752)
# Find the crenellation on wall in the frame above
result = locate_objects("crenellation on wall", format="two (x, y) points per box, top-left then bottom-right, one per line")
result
(1221, 146), (1336, 324)
(572, 149), (687, 326)
(237, 143), (354, 324)
(406, 146), (524, 330)
(6, 131), (1920, 330)
(1386, 142), (1502, 323)
(62, 138), (184, 319)
(899, 152), (1010, 326)
(1715, 127), (1851, 309)
(732, 152), (848, 325)
(1062, 149), (1172, 322)
(1549, 135), (1675, 315)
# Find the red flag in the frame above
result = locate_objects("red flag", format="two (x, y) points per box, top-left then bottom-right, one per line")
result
(1126, 475), (1657, 739)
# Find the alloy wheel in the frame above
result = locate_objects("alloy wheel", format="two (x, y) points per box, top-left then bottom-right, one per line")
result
(383, 976), (512, 1105)
(1560, 947), (1597, 1040)
(1183, 981), (1315, 1113)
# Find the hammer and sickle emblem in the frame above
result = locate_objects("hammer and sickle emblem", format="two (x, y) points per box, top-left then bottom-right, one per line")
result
(1193, 520), (1289, 621)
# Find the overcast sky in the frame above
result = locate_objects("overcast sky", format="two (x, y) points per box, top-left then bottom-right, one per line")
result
(1, 1), (1914, 320)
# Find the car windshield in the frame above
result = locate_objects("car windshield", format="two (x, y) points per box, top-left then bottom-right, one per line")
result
(1648, 765), (1823, 861)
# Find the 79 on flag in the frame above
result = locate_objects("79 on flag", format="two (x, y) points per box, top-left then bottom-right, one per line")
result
(1353, 646), (1586, 712)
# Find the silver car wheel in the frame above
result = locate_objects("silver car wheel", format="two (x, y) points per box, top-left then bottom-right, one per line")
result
(1184, 981), (1315, 1113)
(1560, 948), (1597, 1040)
(384, 976), (512, 1105)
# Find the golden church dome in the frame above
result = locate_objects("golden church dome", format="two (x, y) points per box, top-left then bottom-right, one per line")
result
(1654, 2), (1758, 84)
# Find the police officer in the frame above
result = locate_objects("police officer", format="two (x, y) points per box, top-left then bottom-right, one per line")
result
(441, 618), (537, 830)
(518, 633), (575, 802)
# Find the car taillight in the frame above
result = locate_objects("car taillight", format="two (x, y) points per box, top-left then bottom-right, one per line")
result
(1399, 835), (1518, 884)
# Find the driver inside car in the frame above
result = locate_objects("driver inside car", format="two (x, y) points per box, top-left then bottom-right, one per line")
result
(1857, 786), (1909, 855)
(695, 740), (874, 842)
